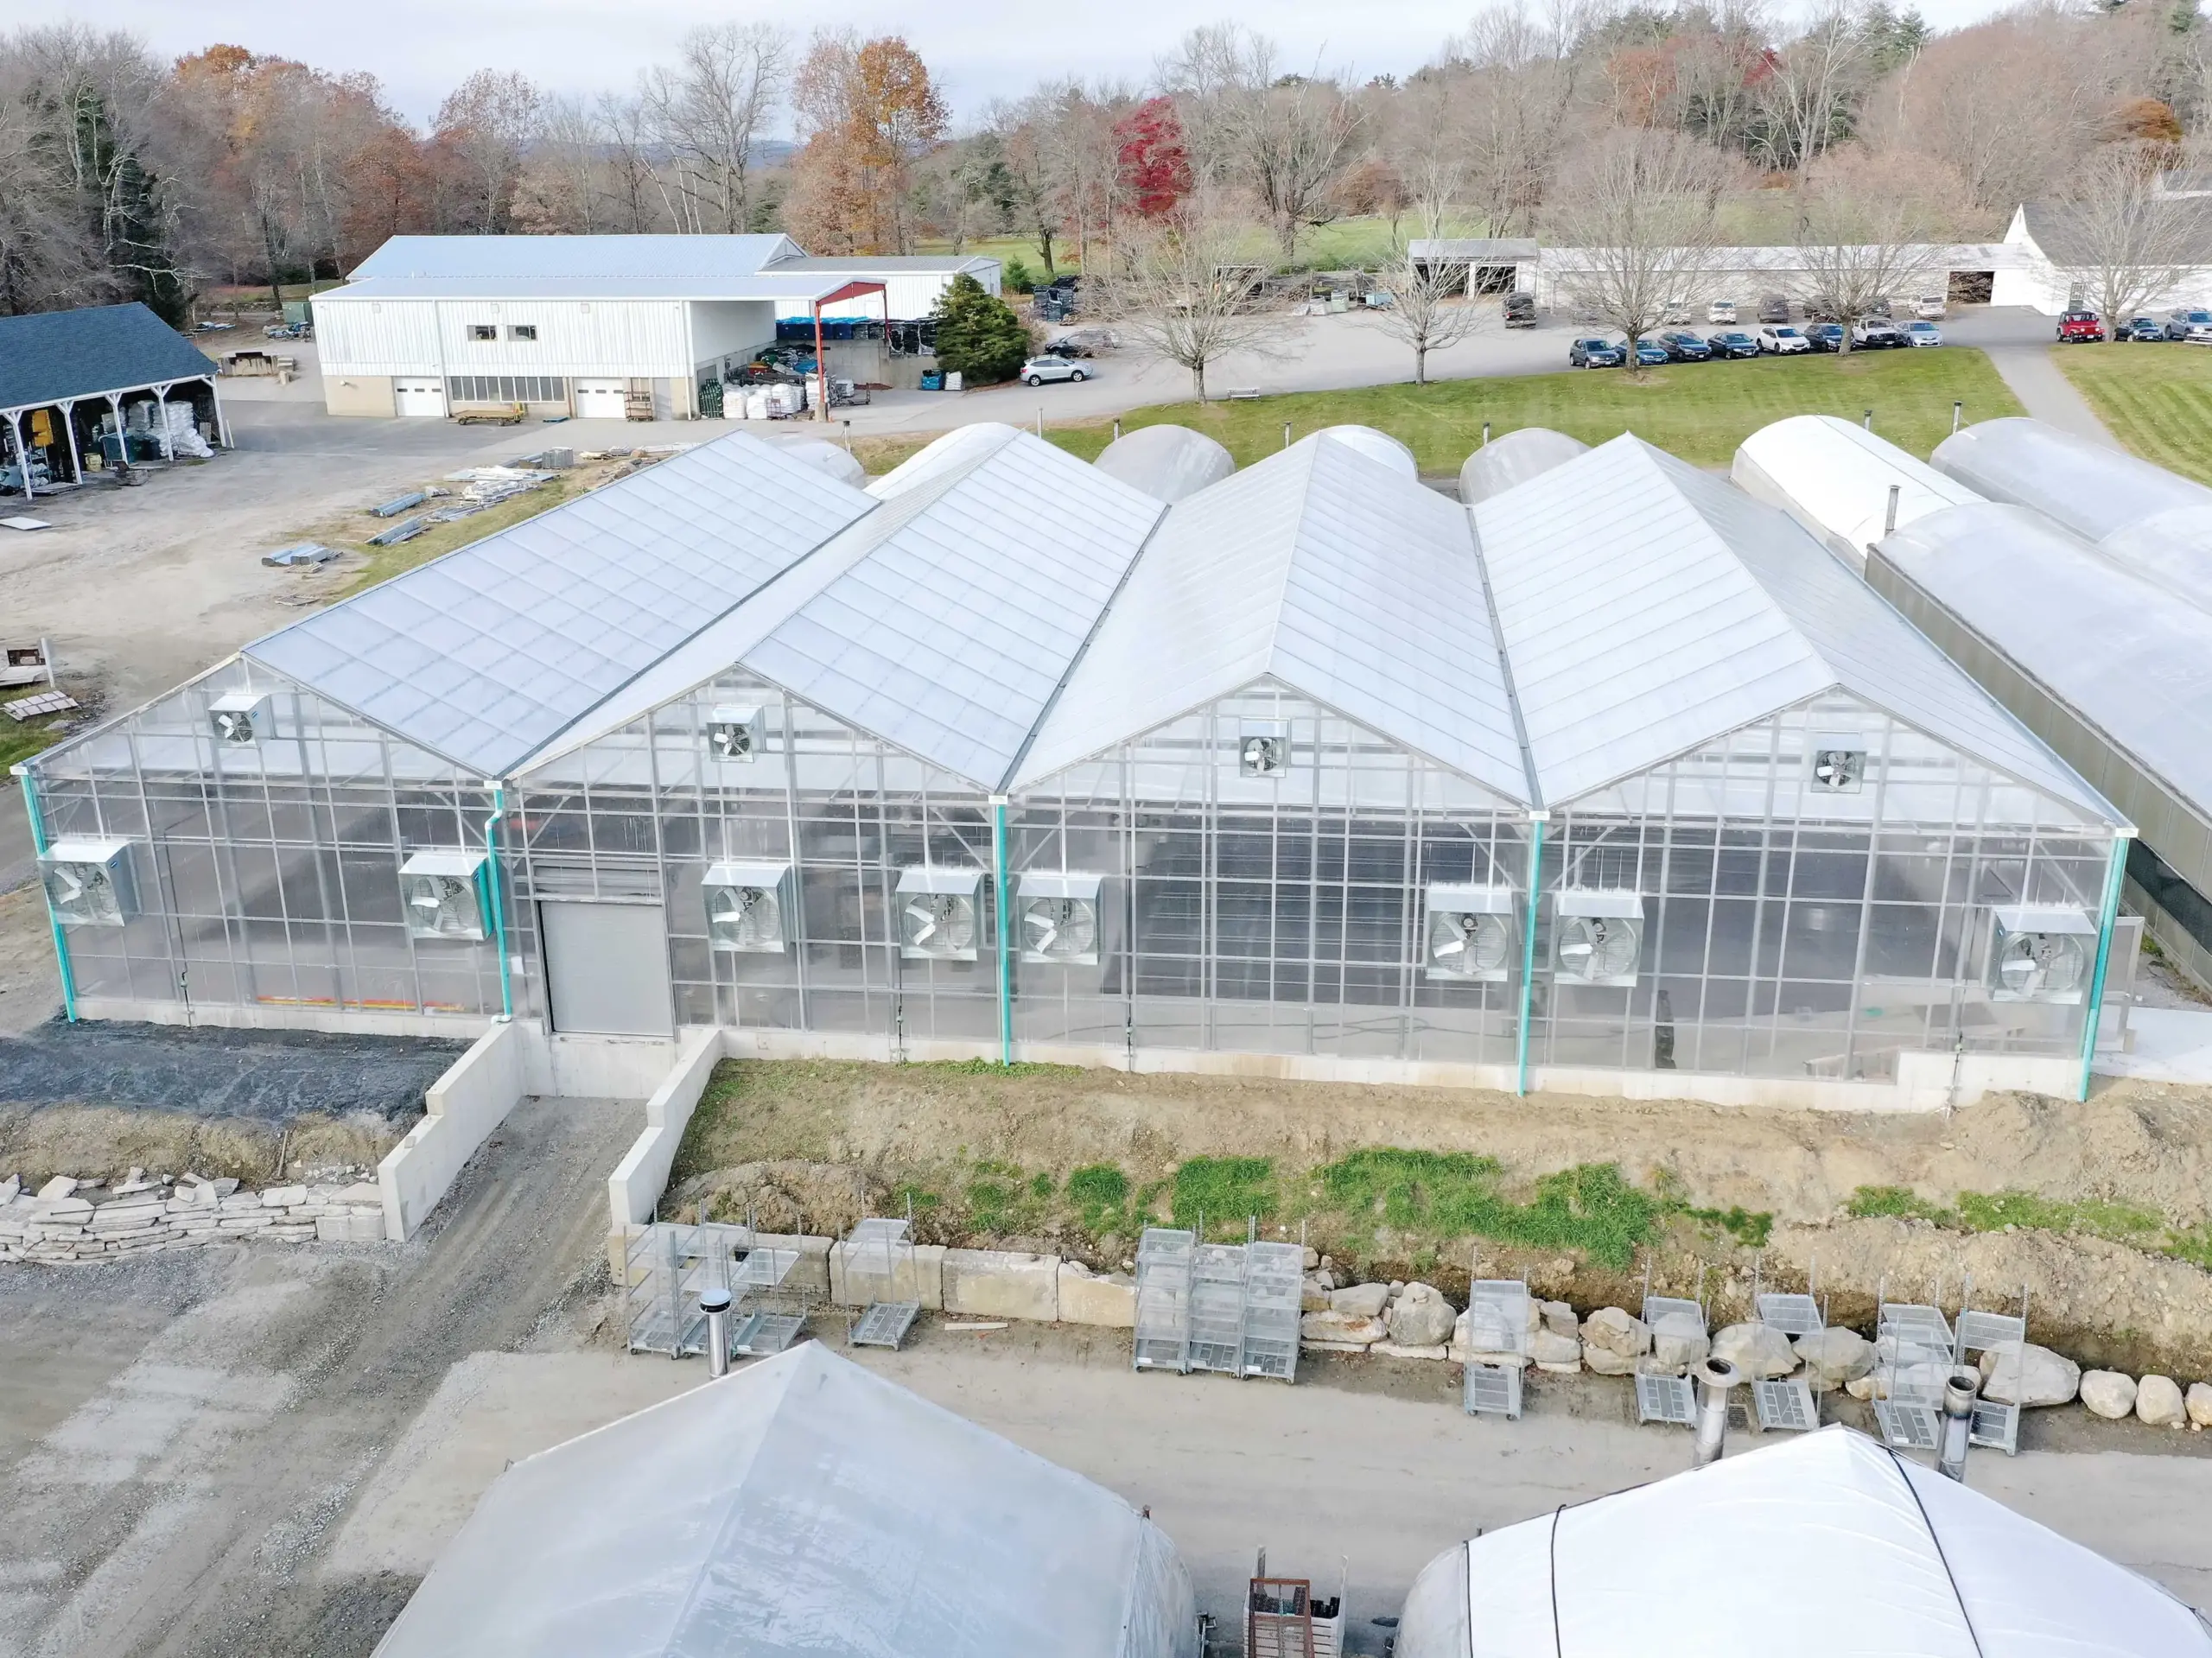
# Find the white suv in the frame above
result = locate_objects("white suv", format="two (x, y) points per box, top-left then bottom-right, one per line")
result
(1707, 299), (1738, 324)
(1020, 355), (1090, 385)
(1757, 326), (1811, 354)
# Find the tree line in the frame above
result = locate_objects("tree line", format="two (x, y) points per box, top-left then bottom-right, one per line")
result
(4, 3), (2209, 321)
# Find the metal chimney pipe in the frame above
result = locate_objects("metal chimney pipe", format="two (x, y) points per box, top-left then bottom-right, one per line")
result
(1952, 399), (1964, 435)
(1862, 407), (1873, 431)
(1483, 421), (1492, 447)
(1690, 1356), (1740, 1468)
(1885, 484), (1901, 537)
(1937, 1368), (1978, 1482)
(702, 1288), (733, 1378)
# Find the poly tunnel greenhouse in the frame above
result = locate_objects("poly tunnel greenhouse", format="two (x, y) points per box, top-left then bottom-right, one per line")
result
(18, 418), (2132, 1109)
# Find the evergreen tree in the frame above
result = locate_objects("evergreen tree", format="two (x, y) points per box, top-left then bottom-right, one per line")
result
(931, 272), (1032, 384)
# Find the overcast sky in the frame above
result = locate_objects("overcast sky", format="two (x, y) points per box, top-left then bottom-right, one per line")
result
(103, 0), (2015, 130)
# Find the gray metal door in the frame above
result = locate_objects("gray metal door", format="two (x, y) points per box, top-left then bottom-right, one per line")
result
(540, 900), (673, 1036)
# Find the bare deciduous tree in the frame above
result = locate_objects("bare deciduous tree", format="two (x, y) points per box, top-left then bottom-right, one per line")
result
(1449, 0), (1585, 237)
(435, 68), (543, 233)
(643, 23), (789, 235)
(1754, 3), (1871, 185)
(1372, 199), (1491, 384)
(2056, 145), (2205, 334)
(1095, 194), (1301, 399)
(1545, 128), (1732, 363)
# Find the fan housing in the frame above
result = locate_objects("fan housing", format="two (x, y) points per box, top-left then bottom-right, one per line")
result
(707, 705), (763, 765)
(39, 837), (137, 927)
(1986, 906), (2096, 1004)
(1810, 734), (1867, 795)
(1238, 723), (1289, 778)
(1423, 884), (1516, 981)
(1552, 890), (1645, 987)
(399, 849), (490, 941)
(703, 861), (794, 953)
(896, 867), (982, 961)
(1017, 872), (1103, 965)
(208, 692), (270, 748)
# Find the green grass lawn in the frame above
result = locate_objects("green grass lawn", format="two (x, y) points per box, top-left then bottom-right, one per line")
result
(2051, 344), (2212, 485)
(333, 475), (580, 596)
(1031, 347), (2022, 474)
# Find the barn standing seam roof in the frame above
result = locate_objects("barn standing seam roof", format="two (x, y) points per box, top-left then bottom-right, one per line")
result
(0, 302), (219, 415)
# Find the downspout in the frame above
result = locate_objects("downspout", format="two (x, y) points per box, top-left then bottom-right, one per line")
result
(2076, 831), (2133, 1101)
(484, 785), (514, 1023)
(1516, 813), (1547, 1096)
(16, 767), (78, 1022)
(992, 795), (1012, 1066)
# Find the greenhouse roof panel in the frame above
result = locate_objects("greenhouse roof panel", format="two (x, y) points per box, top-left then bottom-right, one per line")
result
(242, 433), (874, 774)
(740, 427), (1166, 790)
(1013, 435), (1531, 803)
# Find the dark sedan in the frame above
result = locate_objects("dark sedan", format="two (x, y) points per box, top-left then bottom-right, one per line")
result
(1570, 336), (1625, 368)
(1707, 330), (1761, 359)
(1805, 322), (1846, 352)
(1657, 330), (1712, 361)
(1627, 339), (1670, 367)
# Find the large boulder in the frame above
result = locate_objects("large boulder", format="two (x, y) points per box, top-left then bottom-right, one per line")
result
(2137, 1374), (2187, 1427)
(2189, 1382), (2212, 1428)
(1978, 1341), (2081, 1408)
(2081, 1370), (2139, 1420)
(1301, 1310), (1386, 1350)
(1301, 1277), (1332, 1313)
(1531, 1329), (1582, 1375)
(1649, 1311), (1709, 1375)
(1388, 1282), (1458, 1349)
(1711, 1322), (1798, 1380)
(1540, 1299), (1579, 1338)
(1583, 1343), (1640, 1375)
(1580, 1307), (1650, 1360)
(1792, 1328), (1874, 1388)
(1331, 1282), (1390, 1319)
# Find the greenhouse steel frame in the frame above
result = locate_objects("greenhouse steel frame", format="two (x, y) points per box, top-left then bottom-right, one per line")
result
(16, 420), (2131, 1107)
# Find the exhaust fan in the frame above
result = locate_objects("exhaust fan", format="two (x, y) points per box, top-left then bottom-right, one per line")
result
(1986, 905), (2096, 1003)
(1238, 722), (1289, 778)
(399, 849), (490, 941)
(209, 691), (270, 747)
(39, 837), (137, 926)
(1424, 884), (1516, 981)
(703, 861), (794, 952)
(897, 866), (982, 961)
(1018, 872), (1103, 965)
(1810, 734), (1867, 794)
(1553, 890), (1644, 987)
(707, 705), (763, 764)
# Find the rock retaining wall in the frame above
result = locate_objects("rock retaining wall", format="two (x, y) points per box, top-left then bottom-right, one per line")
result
(0, 1169), (386, 1262)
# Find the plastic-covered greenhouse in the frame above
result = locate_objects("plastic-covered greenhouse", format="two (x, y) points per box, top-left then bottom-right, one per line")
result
(20, 419), (2131, 1109)
(372, 1340), (1200, 1658)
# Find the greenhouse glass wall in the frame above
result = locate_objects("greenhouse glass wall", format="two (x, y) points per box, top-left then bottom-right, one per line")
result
(18, 420), (2132, 1107)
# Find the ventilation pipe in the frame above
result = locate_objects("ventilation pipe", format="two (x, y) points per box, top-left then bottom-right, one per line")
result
(1483, 421), (1492, 447)
(1953, 400), (1963, 435)
(1885, 484), (1901, 537)
(702, 1288), (733, 1378)
(1863, 408), (1873, 431)
(1283, 421), (1292, 450)
(1937, 1368), (1978, 1481)
(1690, 1357), (1739, 1468)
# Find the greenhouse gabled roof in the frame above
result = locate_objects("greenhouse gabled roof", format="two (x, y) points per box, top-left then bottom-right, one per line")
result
(737, 424), (1166, 791)
(1476, 436), (2113, 816)
(1012, 434), (1530, 801)
(243, 433), (874, 776)
(371, 1341), (1197, 1658)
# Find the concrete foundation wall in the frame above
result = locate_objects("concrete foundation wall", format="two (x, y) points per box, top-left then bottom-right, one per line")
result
(606, 1027), (724, 1227)
(528, 1029), (683, 1100)
(321, 375), (396, 417)
(378, 1021), (527, 1242)
(72, 997), (492, 1041)
(830, 1240), (946, 1309)
(943, 1248), (1061, 1320)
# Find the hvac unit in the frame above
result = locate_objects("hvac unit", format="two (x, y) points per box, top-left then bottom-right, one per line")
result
(1017, 872), (1103, 966)
(1238, 722), (1289, 778)
(897, 867), (982, 961)
(208, 691), (270, 747)
(39, 837), (137, 927)
(1552, 890), (1645, 987)
(399, 849), (491, 942)
(1810, 734), (1869, 794)
(702, 861), (795, 953)
(707, 705), (763, 764)
(1424, 884), (1516, 981)
(1986, 906), (2097, 1003)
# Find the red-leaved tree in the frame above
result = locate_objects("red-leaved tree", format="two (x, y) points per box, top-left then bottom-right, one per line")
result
(1114, 96), (1192, 219)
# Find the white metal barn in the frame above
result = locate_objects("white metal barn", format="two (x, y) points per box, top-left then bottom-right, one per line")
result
(311, 234), (999, 419)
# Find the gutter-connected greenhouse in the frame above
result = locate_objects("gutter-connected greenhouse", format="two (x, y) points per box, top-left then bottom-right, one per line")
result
(19, 419), (2130, 1108)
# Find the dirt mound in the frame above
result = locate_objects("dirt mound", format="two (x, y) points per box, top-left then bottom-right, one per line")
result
(0, 1104), (399, 1187)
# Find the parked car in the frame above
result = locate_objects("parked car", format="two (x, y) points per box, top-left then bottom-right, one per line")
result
(1657, 330), (1713, 361)
(1707, 330), (1761, 359)
(1569, 336), (1625, 367)
(1050, 328), (1120, 357)
(1020, 354), (1090, 385)
(1866, 297), (1893, 318)
(1758, 295), (1792, 323)
(2164, 308), (2212, 340)
(1914, 294), (1948, 320)
(1626, 338), (1670, 367)
(1758, 326), (1812, 354)
(2119, 315), (2167, 341)
(1903, 320), (1943, 347)
(1852, 316), (1904, 348)
(2056, 311), (2105, 343)
(1707, 299), (1738, 324)
(1503, 292), (1537, 327)
(1805, 322), (1846, 352)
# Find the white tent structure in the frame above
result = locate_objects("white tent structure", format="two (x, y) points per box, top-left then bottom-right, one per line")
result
(1459, 428), (1588, 506)
(1394, 1426), (2212, 1658)
(372, 1342), (1198, 1658)
(1732, 414), (1983, 569)
(1092, 424), (1235, 502)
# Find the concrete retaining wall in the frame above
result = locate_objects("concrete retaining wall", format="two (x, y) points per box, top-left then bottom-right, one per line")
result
(378, 1021), (527, 1242)
(943, 1248), (1061, 1320)
(830, 1240), (947, 1310)
(606, 1027), (725, 1227)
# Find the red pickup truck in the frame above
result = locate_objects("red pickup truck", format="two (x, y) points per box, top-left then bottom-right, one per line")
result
(2056, 311), (2105, 342)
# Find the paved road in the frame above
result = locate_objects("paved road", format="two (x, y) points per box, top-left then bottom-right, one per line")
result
(0, 1091), (638, 1658)
(1982, 345), (2121, 445)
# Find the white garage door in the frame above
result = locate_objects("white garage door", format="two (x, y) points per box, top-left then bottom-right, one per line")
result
(575, 378), (626, 420)
(539, 900), (673, 1037)
(395, 379), (446, 418)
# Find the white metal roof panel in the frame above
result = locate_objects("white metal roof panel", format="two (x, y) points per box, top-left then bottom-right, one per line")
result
(1732, 416), (1983, 567)
(740, 427), (1166, 791)
(347, 233), (797, 281)
(1459, 429), (1589, 507)
(245, 433), (874, 775)
(1016, 435), (1529, 803)
(318, 275), (842, 304)
(1933, 416), (2212, 543)
(2095, 504), (2212, 614)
